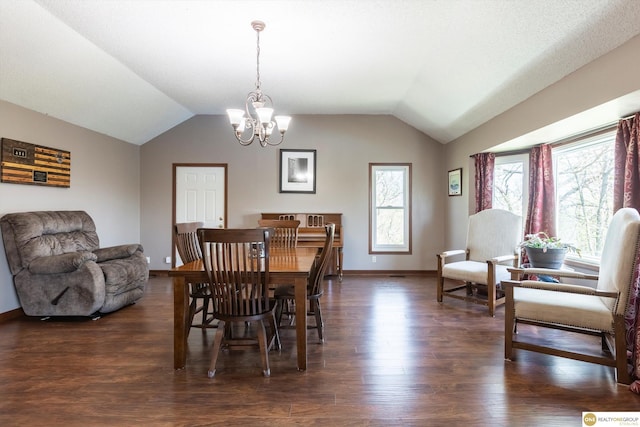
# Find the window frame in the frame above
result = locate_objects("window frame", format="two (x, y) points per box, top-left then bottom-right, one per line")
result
(369, 163), (412, 254)
(552, 130), (616, 264)
(491, 127), (616, 265)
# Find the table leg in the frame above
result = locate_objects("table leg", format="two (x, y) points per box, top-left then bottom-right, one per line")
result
(338, 247), (343, 282)
(294, 275), (307, 371)
(173, 276), (188, 370)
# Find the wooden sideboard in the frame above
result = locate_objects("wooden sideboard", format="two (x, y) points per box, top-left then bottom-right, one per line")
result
(260, 213), (343, 280)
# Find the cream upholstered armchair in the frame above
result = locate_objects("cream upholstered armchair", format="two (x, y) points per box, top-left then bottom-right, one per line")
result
(502, 207), (640, 384)
(437, 209), (522, 316)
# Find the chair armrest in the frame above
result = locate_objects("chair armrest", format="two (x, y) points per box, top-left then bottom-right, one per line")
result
(438, 249), (467, 259)
(502, 279), (618, 299)
(489, 254), (518, 265)
(28, 251), (98, 274)
(94, 244), (143, 262)
(507, 267), (598, 281)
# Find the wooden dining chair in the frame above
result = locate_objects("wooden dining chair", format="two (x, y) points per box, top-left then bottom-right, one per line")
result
(258, 219), (301, 317)
(197, 227), (280, 378)
(174, 222), (215, 333)
(257, 219), (300, 248)
(274, 223), (335, 342)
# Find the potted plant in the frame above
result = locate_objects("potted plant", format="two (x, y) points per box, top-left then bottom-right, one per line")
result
(519, 232), (581, 269)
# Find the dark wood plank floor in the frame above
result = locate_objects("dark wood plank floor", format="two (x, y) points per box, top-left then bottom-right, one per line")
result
(0, 275), (638, 426)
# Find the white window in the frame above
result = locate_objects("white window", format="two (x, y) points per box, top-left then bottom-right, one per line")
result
(553, 131), (615, 261)
(369, 163), (411, 254)
(493, 154), (529, 218)
(492, 130), (615, 262)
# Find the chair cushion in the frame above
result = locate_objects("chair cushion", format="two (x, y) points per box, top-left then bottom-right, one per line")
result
(99, 254), (148, 290)
(513, 287), (613, 332)
(442, 260), (511, 285)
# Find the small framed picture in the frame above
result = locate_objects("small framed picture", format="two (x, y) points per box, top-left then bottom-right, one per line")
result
(279, 149), (316, 194)
(448, 168), (462, 196)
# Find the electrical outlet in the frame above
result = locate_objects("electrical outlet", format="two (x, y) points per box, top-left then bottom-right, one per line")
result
(372, 256), (376, 263)
(164, 256), (171, 264)
(146, 257), (150, 264)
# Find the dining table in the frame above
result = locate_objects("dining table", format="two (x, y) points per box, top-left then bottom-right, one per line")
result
(168, 246), (318, 371)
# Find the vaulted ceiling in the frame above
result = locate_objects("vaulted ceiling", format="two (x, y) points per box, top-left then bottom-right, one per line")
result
(1, 0), (640, 146)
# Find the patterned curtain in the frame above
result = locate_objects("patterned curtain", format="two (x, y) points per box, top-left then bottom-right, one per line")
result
(524, 144), (556, 237)
(473, 152), (495, 213)
(614, 113), (640, 211)
(614, 112), (640, 394)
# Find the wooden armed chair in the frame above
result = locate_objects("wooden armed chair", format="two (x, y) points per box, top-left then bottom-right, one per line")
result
(197, 227), (280, 378)
(258, 219), (301, 307)
(274, 223), (335, 342)
(502, 207), (640, 384)
(174, 222), (214, 333)
(437, 209), (522, 316)
(257, 219), (300, 248)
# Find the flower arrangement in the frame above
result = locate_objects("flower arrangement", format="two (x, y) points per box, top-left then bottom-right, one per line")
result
(518, 232), (581, 256)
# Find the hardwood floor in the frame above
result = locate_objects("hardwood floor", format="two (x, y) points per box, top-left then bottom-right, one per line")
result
(0, 275), (638, 426)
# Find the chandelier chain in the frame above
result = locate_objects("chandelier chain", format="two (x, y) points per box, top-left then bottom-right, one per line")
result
(255, 29), (261, 92)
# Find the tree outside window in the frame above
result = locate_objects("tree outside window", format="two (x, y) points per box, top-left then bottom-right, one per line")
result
(493, 154), (528, 218)
(554, 134), (615, 260)
(492, 131), (615, 261)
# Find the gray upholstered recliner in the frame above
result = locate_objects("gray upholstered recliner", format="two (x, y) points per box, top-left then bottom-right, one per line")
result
(0, 210), (148, 317)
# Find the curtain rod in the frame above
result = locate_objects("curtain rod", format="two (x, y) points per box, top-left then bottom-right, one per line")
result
(469, 122), (616, 158)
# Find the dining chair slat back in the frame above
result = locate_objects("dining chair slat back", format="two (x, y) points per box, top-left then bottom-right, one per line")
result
(275, 223), (335, 342)
(174, 222), (214, 332)
(196, 227), (280, 378)
(258, 219), (300, 248)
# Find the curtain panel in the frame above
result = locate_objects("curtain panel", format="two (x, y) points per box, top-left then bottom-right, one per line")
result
(524, 144), (556, 237)
(473, 153), (495, 213)
(615, 112), (640, 211)
(615, 112), (640, 394)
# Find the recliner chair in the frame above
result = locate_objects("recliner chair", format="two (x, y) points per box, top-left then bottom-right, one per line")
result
(0, 210), (149, 318)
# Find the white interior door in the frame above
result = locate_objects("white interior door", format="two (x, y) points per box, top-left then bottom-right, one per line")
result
(174, 165), (226, 266)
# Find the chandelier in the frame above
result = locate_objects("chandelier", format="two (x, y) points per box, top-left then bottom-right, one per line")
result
(226, 20), (291, 147)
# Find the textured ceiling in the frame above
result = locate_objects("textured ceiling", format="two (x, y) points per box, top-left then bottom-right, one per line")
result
(1, 0), (640, 145)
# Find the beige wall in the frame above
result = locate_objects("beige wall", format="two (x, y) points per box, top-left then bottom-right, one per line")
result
(140, 114), (444, 272)
(0, 100), (142, 314)
(442, 34), (640, 251)
(1, 33), (638, 315)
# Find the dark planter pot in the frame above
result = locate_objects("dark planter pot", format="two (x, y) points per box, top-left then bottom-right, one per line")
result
(525, 247), (567, 269)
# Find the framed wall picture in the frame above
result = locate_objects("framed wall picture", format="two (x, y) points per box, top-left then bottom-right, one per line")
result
(279, 149), (316, 193)
(448, 168), (462, 196)
(1, 138), (71, 188)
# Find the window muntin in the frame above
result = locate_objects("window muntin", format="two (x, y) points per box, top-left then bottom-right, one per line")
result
(369, 164), (411, 254)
